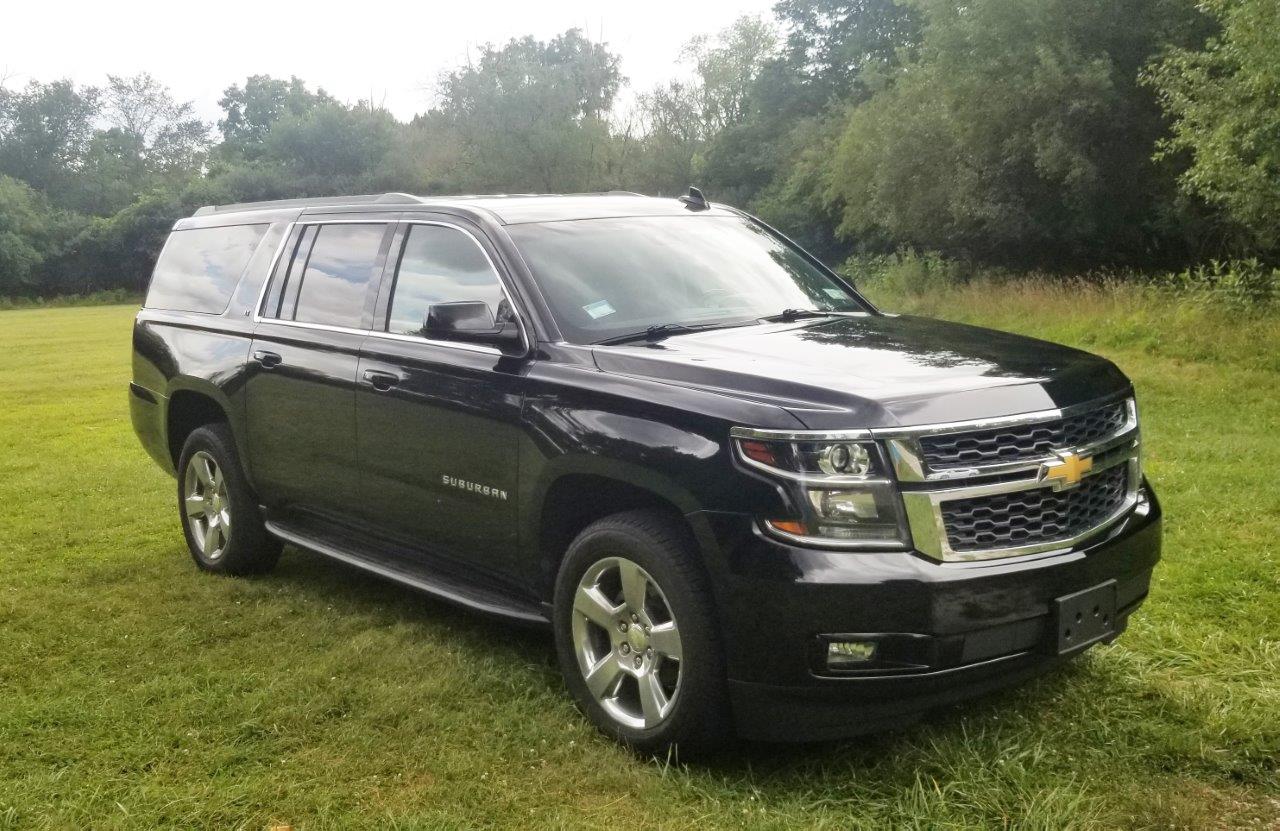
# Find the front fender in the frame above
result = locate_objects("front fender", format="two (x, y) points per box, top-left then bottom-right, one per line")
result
(515, 357), (804, 577)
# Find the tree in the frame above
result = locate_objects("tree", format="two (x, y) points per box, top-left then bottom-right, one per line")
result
(260, 102), (399, 191)
(772, 0), (923, 108)
(0, 75), (204, 217)
(217, 75), (335, 159)
(682, 17), (779, 134)
(697, 2), (922, 254)
(824, 0), (1209, 267)
(430, 29), (622, 192)
(628, 81), (705, 195)
(1147, 0), (1280, 252)
(0, 175), (53, 291)
(630, 17), (778, 197)
(0, 79), (100, 206)
(103, 73), (209, 175)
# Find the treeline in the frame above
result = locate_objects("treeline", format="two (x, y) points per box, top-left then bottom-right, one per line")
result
(2, 0), (1278, 298)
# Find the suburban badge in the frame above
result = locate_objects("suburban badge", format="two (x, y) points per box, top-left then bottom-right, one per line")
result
(442, 474), (508, 501)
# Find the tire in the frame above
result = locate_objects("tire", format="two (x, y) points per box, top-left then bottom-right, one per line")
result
(176, 423), (281, 576)
(553, 509), (731, 755)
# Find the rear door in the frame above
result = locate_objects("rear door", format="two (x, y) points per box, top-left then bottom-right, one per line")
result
(246, 218), (395, 521)
(355, 219), (527, 580)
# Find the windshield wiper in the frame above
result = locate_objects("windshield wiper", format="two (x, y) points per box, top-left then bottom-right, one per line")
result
(760, 308), (837, 323)
(596, 323), (701, 346)
(595, 319), (756, 346)
(597, 311), (836, 345)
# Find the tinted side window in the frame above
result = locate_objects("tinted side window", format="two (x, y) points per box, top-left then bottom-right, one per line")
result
(291, 224), (387, 329)
(387, 224), (506, 336)
(271, 225), (318, 321)
(146, 224), (268, 314)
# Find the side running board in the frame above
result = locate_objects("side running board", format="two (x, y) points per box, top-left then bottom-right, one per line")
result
(264, 520), (548, 626)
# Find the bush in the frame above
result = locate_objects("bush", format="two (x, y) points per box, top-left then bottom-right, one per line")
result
(846, 249), (1278, 315)
(1151, 259), (1278, 311)
(841, 249), (979, 296)
(0, 175), (87, 296)
(49, 191), (184, 294)
(0, 288), (140, 310)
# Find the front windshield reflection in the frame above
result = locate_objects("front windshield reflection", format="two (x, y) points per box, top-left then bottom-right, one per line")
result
(506, 216), (869, 344)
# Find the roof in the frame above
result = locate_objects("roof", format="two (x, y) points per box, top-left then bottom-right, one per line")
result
(189, 191), (737, 226)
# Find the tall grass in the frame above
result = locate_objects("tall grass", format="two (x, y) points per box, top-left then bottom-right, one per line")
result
(846, 252), (1280, 373)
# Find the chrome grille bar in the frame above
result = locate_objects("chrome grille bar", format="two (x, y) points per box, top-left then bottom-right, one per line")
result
(874, 397), (1139, 484)
(885, 397), (1142, 562)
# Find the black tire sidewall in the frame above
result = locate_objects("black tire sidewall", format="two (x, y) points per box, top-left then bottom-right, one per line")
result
(176, 423), (278, 575)
(553, 511), (729, 755)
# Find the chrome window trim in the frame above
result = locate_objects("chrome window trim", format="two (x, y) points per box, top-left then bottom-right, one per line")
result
(368, 329), (504, 355)
(251, 218), (530, 358)
(251, 317), (505, 356)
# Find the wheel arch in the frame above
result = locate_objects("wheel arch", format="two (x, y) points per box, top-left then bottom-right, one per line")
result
(164, 380), (242, 471)
(533, 470), (702, 603)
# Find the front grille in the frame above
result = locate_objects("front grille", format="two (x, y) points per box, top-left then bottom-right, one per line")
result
(919, 401), (1128, 470)
(941, 464), (1129, 553)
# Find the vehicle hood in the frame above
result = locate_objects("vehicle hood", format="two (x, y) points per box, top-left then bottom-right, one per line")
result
(590, 314), (1131, 429)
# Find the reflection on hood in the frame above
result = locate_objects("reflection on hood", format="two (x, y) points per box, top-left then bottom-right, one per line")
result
(591, 314), (1130, 429)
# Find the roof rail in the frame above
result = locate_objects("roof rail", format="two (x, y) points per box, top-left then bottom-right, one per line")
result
(190, 190), (657, 217)
(192, 192), (424, 217)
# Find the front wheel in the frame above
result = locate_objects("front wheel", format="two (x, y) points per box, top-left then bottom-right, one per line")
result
(553, 510), (730, 755)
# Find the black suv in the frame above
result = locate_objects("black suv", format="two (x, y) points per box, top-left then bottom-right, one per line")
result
(131, 191), (1161, 752)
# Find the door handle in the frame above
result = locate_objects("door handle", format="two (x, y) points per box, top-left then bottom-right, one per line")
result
(253, 350), (282, 369)
(363, 369), (403, 391)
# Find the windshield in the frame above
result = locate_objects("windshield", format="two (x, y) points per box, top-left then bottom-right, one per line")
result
(505, 216), (870, 344)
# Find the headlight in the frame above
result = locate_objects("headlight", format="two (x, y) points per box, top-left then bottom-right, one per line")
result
(731, 431), (912, 548)
(818, 442), (872, 475)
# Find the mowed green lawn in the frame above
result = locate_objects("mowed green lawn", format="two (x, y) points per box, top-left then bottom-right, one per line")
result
(1, 302), (1277, 830)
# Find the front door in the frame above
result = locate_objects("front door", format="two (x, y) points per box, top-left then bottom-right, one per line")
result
(355, 220), (526, 581)
(246, 219), (394, 521)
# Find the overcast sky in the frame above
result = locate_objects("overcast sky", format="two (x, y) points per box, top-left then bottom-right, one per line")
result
(3, 0), (778, 125)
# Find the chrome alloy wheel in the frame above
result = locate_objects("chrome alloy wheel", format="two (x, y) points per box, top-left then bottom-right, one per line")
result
(184, 450), (231, 560)
(571, 557), (684, 730)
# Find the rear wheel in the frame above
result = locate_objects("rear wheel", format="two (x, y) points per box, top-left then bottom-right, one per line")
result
(177, 423), (280, 575)
(553, 510), (730, 755)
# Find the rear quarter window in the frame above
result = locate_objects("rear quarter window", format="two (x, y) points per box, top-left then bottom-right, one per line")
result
(145, 224), (270, 314)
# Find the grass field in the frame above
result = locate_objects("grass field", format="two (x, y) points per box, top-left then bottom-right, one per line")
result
(1, 297), (1277, 830)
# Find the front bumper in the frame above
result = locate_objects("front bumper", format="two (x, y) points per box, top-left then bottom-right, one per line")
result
(689, 485), (1161, 741)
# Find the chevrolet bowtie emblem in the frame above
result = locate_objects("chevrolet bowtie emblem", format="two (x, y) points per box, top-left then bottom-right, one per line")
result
(1040, 451), (1093, 490)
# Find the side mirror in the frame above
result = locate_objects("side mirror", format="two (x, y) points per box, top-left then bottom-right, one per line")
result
(424, 301), (523, 351)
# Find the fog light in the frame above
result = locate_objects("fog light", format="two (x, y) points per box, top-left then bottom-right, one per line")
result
(827, 640), (877, 668)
